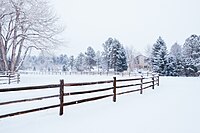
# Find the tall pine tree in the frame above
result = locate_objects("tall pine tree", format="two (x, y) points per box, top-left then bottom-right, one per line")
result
(116, 46), (128, 72)
(75, 53), (86, 72)
(102, 38), (128, 72)
(85, 46), (96, 71)
(69, 56), (75, 71)
(182, 34), (200, 76)
(102, 38), (113, 72)
(151, 36), (168, 75)
(168, 43), (183, 76)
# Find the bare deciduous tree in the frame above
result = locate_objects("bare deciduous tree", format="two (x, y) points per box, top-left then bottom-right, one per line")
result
(125, 46), (138, 72)
(0, 0), (63, 73)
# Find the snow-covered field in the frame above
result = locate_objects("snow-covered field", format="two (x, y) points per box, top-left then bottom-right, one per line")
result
(0, 74), (200, 133)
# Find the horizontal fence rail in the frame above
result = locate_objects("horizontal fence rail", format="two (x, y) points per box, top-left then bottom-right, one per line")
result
(0, 73), (20, 85)
(19, 70), (154, 77)
(0, 74), (159, 119)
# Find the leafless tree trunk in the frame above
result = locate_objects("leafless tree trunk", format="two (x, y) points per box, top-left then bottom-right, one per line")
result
(125, 46), (138, 72)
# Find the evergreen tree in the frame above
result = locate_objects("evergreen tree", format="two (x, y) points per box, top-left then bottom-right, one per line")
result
(95, 51), (102, 73)
(182, 34), (200, 76)
(75, 53), (86, 72)
(110, 39), (121, 70)
(59, 54), (69, 65)
(150, 36), (168, 75)
(116, 46), (128, 72)
(59, 54), (69, 71)
(69, 56), (75, 71)
(165, 55), (177, 76)
(168, 43), (183, 76)
(102, 38), (113, 72)
(85, 46), (96, 71)
(62, 65), (67, 71)
(109, 38), (128, 72)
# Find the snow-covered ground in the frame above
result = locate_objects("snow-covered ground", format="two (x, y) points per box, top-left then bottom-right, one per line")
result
(0, 74), (200, 133)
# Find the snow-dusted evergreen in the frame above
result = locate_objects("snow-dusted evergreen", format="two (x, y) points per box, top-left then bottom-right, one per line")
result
(102, 38), (127, 72)
(150, 36), (168, 75)
(150, 35), (200, 77)
(110, 40), (127, 72)
(168, 43), (183, 76)
(102, 38), (113, 72)
(95, 51), (101, 73)
(85, 46), (96, 71)
(69, 56), (75, 72)
(182, 34), (200, 76)
(75, 53), (86, 72)
(165, 55), (177, 76)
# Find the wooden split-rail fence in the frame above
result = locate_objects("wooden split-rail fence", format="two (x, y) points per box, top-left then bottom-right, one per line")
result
(0, 73), (20, 85)
(0, 74), (159, 119)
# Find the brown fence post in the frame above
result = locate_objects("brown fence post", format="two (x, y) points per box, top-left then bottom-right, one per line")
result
(157, 75), (159, 86)
(59, 80), (64, 116)
(140, 76), (143, 94)
(17, 74), (20, 84)
(8, 74), (11, 84)
(152, 76), (155, 89)
(113, 77), (116, 102)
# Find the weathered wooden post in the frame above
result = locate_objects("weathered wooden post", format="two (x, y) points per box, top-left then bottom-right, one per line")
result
(152, 75), (155, 89)
(113, 77), (116, 102)
(140, 76), (143, 94)
(17, 74), (20, 84)
(59, 80), (64, 116)
(157, 75), (159, 86)
(8, 74), (11, 84)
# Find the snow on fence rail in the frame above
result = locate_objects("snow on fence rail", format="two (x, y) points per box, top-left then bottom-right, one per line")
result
(0, 73), (20, 85)
(0, 74), (159, 119)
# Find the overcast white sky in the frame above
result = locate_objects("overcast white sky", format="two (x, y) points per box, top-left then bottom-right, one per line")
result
(49, 0), (200, 56)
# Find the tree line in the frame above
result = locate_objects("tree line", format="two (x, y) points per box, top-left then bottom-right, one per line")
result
(23, 37), (128, 73)
(150, 34), (200, 76)
(22, 34), (200, 77)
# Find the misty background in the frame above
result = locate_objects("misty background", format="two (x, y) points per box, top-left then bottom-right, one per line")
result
(50, 0), (200, 55)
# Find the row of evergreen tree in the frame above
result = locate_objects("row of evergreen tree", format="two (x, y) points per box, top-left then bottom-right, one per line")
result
(150, 34), (200, 76)
(23, 37), (128, 72)
(23, 34), (200, 76)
